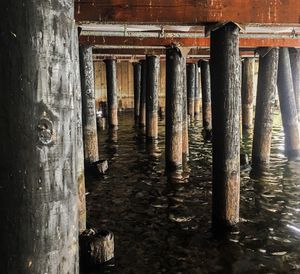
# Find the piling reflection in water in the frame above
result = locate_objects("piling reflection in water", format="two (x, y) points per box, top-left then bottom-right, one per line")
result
(86, 112), (300, 273)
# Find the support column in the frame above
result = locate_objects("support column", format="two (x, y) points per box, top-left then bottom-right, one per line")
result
(0, 1), (79, 272)
(252, 48), (279, 167)
(241, 58), (255, 130)
(166, 47), (183, 172)
(133, 62), (142, 127)
(146, 55), (160, 141)
(277, 47), (300, 159)
(210, 23), (241, 230)
(79, 45), (99, 165)
(289, 48), (300, 118)
(104, 59), (118, 129)
(182, 57), (189, 163)
(187, 64), (196, 123)
(139, 60), (147, 128)
(194, 64), (200, 119)
(200, 60), (212, 130)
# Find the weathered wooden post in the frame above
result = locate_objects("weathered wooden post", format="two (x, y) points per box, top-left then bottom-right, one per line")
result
(166, 46), (183, 172)
(277, 47), (300, 159)
(182, 57), (189, 163)
(187, 63), (196, 123)
(241, 58), (255, 130)
(252, 48), (279, 167)
(139, 60), (147, 128)
(133, 62), (142, 127)
(104, 59), (118, 129)
(289, 48), (300, 118)
(200, 60), (212, 130)
(79, 45), (99, 165)
(146, 55), (160, 141)
(194, 64), (201, 120)
(0, 0), (79, 272)
(210, 23), (241, 231)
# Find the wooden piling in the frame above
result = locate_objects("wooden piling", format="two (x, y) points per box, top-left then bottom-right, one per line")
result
(289, 48), (300, 118)
(187, 64), (196, 123)
(133, 62), (142, 127)
(194, 64), (200, 120)
(0, 0), (79, 272)
(80, 45), (99, 165)
(241, 58), (255, 130)
(139, 60), (147, 128)
(277, 47), (300, 159)
(166, 47), (183, 171)
(146, 55), (160, 141)
(104, 59), (118, 129)
(252, 48), (279, 167)
(210, 23), (241, 230)
(182, 57), (189, 162)
(200, 60), (212, 130)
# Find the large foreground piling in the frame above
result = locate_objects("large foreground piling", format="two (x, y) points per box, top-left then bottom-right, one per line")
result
(166, 47), (183, 172)
(200, 60), (212, 130)
(139, 60), (147, 128)
(104, 59), (118, 129)
(0, 0), (79, 272)
(133, 62), (142, 127)
(146, 55), (160, 141)
(210, 23), (241, 230)
(79, 45), (99, 164)
(252, 48), (279, 167)
(187, 64), (196, 123)
(289, 48), (300, 118)
(241, 58), (255, 130)
(277, 48), (300, 159)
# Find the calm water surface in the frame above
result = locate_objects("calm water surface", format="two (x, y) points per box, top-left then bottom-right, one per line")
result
(85, 112), (300, 274)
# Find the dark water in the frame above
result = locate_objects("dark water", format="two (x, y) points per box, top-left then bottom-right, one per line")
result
(85, 112), (300, 274)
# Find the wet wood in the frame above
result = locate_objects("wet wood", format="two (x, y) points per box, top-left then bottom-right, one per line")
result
(0, 0), (79, 272)
(139, 60), (147, 128)
(252, 48), (279, 167)
(166, 46), (183, 171)
(241, 58), (255, 130)
(182, 57), (189, 162)
(194, 64), (200, 120)
(289, 48), (300, 118)
(187, 64), (196, 123)
(80, 45), (100, 165)
(104, 59), (119, 129)
(146, 55), (160, 141)
(200, 60), (212, 130)
(277, 47), (300, 159)
(133, 62), (142, 126)
(210, 23), (241, 230)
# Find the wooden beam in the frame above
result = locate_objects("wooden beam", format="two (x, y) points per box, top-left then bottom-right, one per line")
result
(81, 36), (300, 48)
(75, 0), (300, 25)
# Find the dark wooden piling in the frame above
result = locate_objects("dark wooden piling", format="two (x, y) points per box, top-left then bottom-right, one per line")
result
(133, 62), (142, 127)
(277, 47), (300, 159)
(80, 45), (99, 165)
(146, 55), (160, 141)
(187, 63), (196, 123)
(0, 0), (79, 272)
(289, 48), (300, 117)
(182, 57), (189, 162)
(241, 58), (255, 130)
(210, 23), (241, 230)
(139, 60), (147, 128)
(166, 47), (183, 171)
(200, 60), (212, 130)
(252, 48), (279, 167)
(104, 59), (118, 129)
(194, 64), (200, 120)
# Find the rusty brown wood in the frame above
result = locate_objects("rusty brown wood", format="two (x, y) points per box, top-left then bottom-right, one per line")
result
(139, 60), (147, 128)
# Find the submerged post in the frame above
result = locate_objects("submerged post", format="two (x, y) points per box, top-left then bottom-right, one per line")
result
(210, 23), (241, 230)
(277, 47), (300, 159)
(194, 64), (201, 120)
(0, 0), (79, 272)
(133, 62), (142, 127)
(182, 57), (189, 163)
(200, 60), (212, 130)
(146, 55), (160, 141)
(139, 60), (147, 128)
(289, 48), (300, 118)
(104, 59), (118, 129)
(186, 63), (196, 123)
(79, 45), (99, 165)
(241, 58), (255, 130)
(166, 47), (183, 172)
(252, 48), (279, 167)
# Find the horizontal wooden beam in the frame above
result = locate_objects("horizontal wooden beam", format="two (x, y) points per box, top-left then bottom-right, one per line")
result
(75, 0), (300, 25)
(80, 36), (300, 48)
